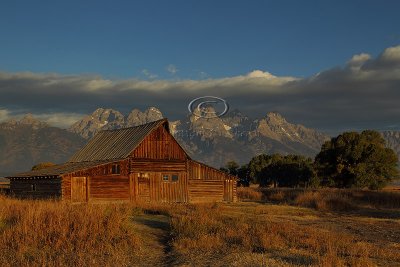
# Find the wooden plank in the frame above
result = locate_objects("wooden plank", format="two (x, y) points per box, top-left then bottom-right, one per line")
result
(188, 180), (225, 202)
(131, 125), (187, 160)
(131, 159), (186, 172)
(71, 177), (87, 202)
(137, 173), (150, 202)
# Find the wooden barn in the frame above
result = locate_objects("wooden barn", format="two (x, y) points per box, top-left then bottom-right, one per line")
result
(7, 119), (237, 203)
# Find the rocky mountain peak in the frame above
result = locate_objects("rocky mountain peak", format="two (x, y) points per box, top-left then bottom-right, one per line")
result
(69, 107), (164, 139)
(69, 108), (124, 139)
(184, 110), (233, 139)
(147, 106), (163, 115)
(193, 105), (219, 119)
(265, 112), (287, 125)
(144, 107), (163, 120)
(250, 112), (329, 152)
(221, 109), (251, 129)
(126, 107), (163, 127)
(91, 108), (124, 123)
(1, 114), (47, 130)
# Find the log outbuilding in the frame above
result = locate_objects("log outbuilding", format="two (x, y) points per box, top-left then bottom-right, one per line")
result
(7, 119), (237, 202)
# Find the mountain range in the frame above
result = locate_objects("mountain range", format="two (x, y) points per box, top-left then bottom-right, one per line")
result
(0, 107), (399, 176)
(0, 115), (85, 177)
(69, 107), (330, 168)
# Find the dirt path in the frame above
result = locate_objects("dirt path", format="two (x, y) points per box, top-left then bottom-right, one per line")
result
(131, 213), (174, 267)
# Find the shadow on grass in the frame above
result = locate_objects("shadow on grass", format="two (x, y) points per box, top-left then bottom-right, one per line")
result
(268, 249), (315, 266)
(134, 215), (170, 231)
(344, 208), (400, 219)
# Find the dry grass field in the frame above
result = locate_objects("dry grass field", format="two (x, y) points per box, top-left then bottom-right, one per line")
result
(1, 188), (400, 267)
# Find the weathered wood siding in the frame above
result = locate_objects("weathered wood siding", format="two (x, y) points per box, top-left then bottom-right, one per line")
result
(188, 179), (224, 202)
(71, 177), (87, 202)
(131, 125), (187, 160)
(187, 160), (237, 202)
(188, 160), (229, 180)
(10, 178), (61, 199)
(89, 175), (130, 201)
(224, 179), (237, 202)
(130, 159), (186, 172)
(61, 160), (130, 201)
(130, 172), (188, 203)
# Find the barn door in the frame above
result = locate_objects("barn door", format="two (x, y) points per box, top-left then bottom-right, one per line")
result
(71, 177), (87, 202)
(224, 179), (233, 202)
(137, 173), (150, 202)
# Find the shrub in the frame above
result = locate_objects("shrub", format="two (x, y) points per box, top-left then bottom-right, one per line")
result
(237, 187), (262, 201)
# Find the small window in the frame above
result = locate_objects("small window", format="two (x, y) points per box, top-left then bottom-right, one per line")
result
(31, 184), (36, 191)
(172, 174), (179, 182)
(162, 174), (169, 181)
(112, 164), (120, 174)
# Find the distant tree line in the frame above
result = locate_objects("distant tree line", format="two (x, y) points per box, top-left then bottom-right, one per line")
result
(220, 130), (399, 190)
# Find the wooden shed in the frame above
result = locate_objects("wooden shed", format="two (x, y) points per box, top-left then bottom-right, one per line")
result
(7, 119), (237, 203)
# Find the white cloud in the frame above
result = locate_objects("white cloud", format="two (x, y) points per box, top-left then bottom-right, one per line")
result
(361, 45), (400, 71)
(1, 45), (400, 133)
(166, 64), (178, 75)
(246, 70), (277, 79)
(86, 79), (113, 90)
(381, 45), (400, 61)
(0, 109), (84, 128)
(347, 53), (371, 69)
(34, 113), (86, 128)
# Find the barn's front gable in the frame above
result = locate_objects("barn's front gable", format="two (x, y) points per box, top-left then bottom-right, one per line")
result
(129, 120), (189, 202)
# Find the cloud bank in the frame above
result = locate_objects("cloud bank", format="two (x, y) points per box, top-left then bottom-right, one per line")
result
(1, 45), (400, 133)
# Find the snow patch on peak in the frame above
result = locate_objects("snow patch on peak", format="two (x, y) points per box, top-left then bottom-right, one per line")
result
(223, 124), (232, 131)
(99, 120), (108, 127)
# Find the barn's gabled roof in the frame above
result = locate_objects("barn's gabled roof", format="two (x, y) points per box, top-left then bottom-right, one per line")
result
(69, 118), (169, 163)
(7, 160), (115, 178)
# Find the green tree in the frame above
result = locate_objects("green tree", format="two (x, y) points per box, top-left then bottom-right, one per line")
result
(259, 155), (318, 188)
(220, 161), (249, 186)
(220, 161), (239, 175)
(248, 154), (281, 184)
(315, 130), (399, 190)
(31, 162), (56, 171)
(226, 161), (239, 175)
(237, 164), (250, 186)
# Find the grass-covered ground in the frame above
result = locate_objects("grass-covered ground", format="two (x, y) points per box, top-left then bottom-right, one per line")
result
(0, 188), (399, 266)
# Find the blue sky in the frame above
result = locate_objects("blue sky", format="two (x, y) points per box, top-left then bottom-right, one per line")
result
(1, 0), (400, 79)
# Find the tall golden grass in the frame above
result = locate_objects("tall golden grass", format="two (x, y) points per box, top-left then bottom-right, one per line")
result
(1, 191), (399, 266)
(168, 203), (397, 266)
(0, 194), (141, 266)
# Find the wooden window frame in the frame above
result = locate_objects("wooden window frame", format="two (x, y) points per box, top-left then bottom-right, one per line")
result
(162, 173), (179, 183)
(171, 174), (179, 182)
(162, 174), (169, 182)
(111, 164), (121, 175)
